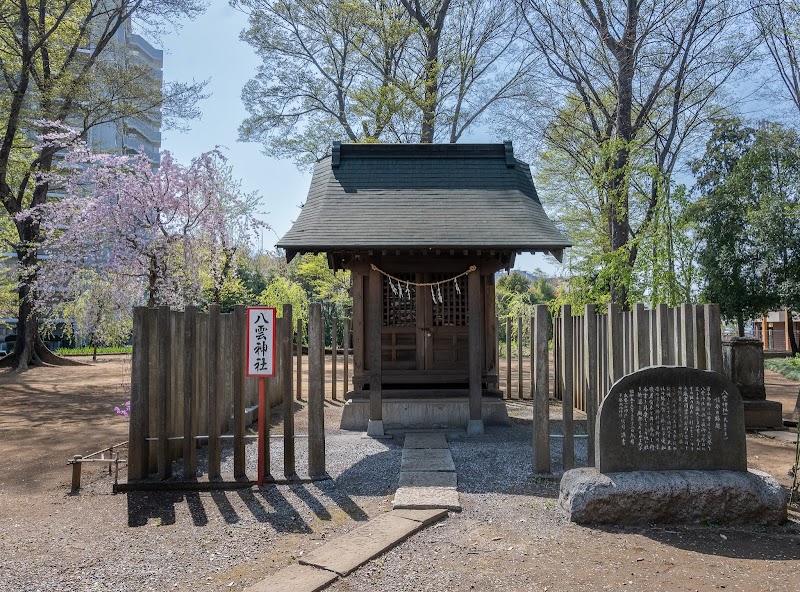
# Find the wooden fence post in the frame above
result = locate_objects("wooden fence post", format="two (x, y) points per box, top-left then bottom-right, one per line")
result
(183, 306), (197, 479)
(704, 304), (724, 372)
(156, 305), (170, 480)
(308, 303), (326, 477)
(505, 317), (511, 399)
(281, 304), (296, 479)
(633, 303), (649, 371)
(607, 302), (623, 386)
(344, 318), (351, 398)
(517, 315), (524, 399)
(584, 304), (598, 466)
(681, 303), (694, 368)
(560, 305), (574, 471)
(233, 305), (246, 479)
(208, 304), (221, 480)
(656, 303), (671, 365)
(332, 318), (338, 401)
(296, 318), (303, 401)
(129, 307), (149, 480)
(693, 305), (707, 369)
(673, 305), (683, 365)
(532, 305), (550, 474)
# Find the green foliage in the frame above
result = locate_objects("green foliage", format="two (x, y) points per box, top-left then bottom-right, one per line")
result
(258, 276), (310, 323)
(55, 345), (132, 356)
(43, 270), (135, 357)
(496, 271), (555, 346)
(689, 118), (800, 340)
(764, 356), (800, 382)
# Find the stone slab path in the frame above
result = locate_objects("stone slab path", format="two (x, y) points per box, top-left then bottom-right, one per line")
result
(393, 432), (461, 512)
(243, 508), (448, 592)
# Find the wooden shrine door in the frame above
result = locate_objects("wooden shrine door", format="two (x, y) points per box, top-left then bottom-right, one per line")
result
(418, 273), (469, 373)
(381, 272), (470, 381)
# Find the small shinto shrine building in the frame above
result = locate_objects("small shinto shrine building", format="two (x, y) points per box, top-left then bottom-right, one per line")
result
(277, 142), (569, 435)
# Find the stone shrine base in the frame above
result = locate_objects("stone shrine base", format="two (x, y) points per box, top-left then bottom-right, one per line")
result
(743, 399), (783, 429)
(559, 468), (787, 525)
(340, 397), (511, 431)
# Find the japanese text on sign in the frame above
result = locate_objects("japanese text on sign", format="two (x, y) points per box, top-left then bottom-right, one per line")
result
(246, 307), (276, 376)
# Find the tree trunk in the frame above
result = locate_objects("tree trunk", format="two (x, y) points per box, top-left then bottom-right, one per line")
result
(737, 315), (745, 338)
(420, 32), (439, 143)
(0, 218), (83, 370)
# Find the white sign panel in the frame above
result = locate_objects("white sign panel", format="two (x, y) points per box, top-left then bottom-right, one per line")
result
(246, 307), (277, 377)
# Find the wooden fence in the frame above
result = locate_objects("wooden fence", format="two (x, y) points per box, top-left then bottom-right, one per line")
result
(550, 302), (723, 472)
(496, 303), (724, 474)
(127, 303), (330, 484)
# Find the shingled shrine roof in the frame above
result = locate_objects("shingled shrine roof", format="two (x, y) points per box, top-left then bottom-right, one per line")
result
(277, 142), (570, 259)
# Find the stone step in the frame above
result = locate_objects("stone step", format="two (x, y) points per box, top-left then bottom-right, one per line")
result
(298, 509), (448, 576)
(400, 448), (456, 472)
(393, 486), (461, 511)
(404, 432), (449, 449)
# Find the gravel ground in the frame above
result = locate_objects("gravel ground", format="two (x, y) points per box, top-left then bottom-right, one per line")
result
(2, 385), (799, 592)
(0, 418), (403, 592)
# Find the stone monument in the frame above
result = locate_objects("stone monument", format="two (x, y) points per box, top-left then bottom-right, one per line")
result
(559, 366), (787, 525)
(723, 337), (782, 428)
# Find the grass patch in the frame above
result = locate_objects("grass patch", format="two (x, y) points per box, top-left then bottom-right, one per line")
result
(764, 355), (800, 382)
(55, 345), (132, 356)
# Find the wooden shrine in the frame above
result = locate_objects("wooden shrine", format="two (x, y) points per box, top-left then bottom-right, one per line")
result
(277, 142), (569, 434)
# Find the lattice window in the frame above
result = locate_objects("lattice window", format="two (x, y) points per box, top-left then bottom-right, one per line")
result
(431, 274), (468, 327)
(383, 273), (416, 327)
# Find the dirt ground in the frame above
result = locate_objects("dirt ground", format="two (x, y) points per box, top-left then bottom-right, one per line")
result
(0, 355), (799, 591)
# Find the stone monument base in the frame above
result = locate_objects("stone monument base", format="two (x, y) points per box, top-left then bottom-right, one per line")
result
(559, 468), (787, 525)
(743, 399), (783, 429)
(340, 397), (510, 431)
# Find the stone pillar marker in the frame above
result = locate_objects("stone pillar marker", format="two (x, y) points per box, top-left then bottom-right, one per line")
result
(723, 336), (782, 429)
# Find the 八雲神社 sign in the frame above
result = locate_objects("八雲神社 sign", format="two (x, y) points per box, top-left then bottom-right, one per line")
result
(247, 307), (276, 377)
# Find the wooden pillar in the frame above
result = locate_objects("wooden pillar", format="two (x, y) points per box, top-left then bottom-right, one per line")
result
(656, 303), (670, 365)
(505, 317), (511, 399)
(705, 304), (724, 373)
(207, 304), (221, 480)
(532, 305), (550, 474)
(156, 305), (170, 480)
(693, 305), (707, 369)
(584, 304), (598, 466)
(632, 303), (648, 371)
(786, 309), (792, 351)
(367, 268), (383, 436)
(517, 315), (524, 399)
(296, 318), (303, 401)
(560, 305), (574, 470)
(352, 272), (365, 390)
(331, 318), (338, 400)
(607, 302), (623, 386)
(232, 306), (245, 478)
(673, 305), (683, 365)
(282, 304), (296, 478)
(467, 269), (483, 434)
(308, 302), (326, 477)
(182, 306), (197, 478)
(762, 314), (769, 348)
(128, 307), (149, 480)
(680, 303), (694, 368)
(343, 317), (350, 397)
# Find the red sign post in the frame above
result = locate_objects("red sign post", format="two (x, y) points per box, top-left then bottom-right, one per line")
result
(246, 307), (277, 486)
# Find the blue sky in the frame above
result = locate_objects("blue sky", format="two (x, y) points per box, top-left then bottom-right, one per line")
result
(156, 3), (561, 275)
